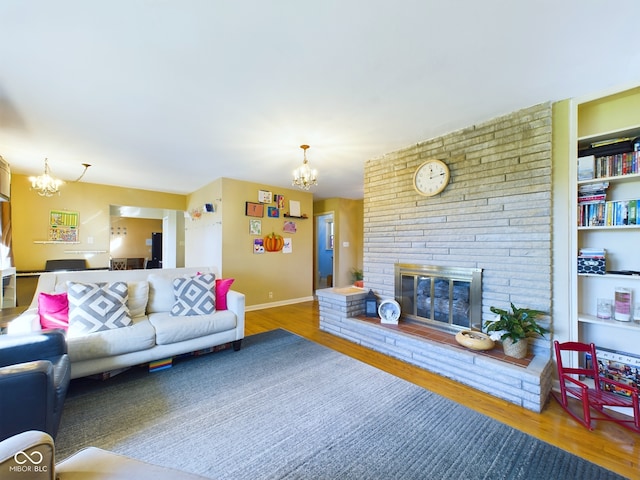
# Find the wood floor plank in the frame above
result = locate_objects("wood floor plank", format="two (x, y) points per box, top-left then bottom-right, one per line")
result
(245, 301), (640, 479)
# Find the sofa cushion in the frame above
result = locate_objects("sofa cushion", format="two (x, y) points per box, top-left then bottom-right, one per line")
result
(67, 317), (156, 362)
(67, 282), (132, 338)
(127, 281), (149, 318)
(171, 273), (215, 316)
(215, 278), (235, 311)
(147, 274), (176, 313)
(38, 292), (69, 330)
(148, 310), (237, 345)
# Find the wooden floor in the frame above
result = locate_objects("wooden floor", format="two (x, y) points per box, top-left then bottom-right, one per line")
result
(245, 301), (639, 480)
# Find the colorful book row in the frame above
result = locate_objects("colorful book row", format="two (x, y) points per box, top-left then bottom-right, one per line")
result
(578, 199), (639, 227)
(578, 152), (640, 180)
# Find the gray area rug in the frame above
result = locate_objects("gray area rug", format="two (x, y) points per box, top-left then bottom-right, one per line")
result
(56, 329), (625, 480)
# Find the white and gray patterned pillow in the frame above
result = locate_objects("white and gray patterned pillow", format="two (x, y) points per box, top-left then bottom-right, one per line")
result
(171, 273), (215, 316)
(67, 281), (132, 337)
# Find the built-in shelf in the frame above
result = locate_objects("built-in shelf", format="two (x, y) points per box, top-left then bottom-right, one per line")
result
(33, 241), (80, 244)
(577, 125), (640, 149)
(64, 250), (107, 254)
(578, 273), (640, 280)
(578, 225), (640, 231)
(577, 172), (640, 186)
(578, 313), (640, 331)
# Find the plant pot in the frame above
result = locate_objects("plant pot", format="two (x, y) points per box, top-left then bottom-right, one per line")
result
(353, 280), (364, 288)
(502, 337), (528, 359)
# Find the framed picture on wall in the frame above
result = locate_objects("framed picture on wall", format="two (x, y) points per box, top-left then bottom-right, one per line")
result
(246, 202), (264, 217)
(258, 190), (272, 203)
(249, 219), (262, 235)
(268, 207), (279, 218)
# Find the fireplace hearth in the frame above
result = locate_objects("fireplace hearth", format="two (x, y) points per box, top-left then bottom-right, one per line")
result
(316, 286), (553, 412)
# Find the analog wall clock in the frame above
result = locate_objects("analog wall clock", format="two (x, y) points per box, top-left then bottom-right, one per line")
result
(413, 159), (450, 196)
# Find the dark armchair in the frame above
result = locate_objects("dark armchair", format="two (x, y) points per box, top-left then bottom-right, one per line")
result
(0, 330), (71, 442)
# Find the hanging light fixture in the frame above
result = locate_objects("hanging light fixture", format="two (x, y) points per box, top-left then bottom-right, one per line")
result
(292, 144), (318, 190)
(29, 158), (64, 196)
(28, 159), (91, 197)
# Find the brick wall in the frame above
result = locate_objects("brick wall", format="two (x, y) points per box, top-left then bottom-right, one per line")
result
(363, 103), (553, 355)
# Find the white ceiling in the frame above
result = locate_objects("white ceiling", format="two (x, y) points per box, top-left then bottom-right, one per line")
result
(2, 1), (640, 200)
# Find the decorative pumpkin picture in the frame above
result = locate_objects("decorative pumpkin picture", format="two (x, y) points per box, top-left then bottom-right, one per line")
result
(264, 232), (284, 252)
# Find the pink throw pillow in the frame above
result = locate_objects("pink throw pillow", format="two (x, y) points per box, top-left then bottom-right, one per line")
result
(38, 292), (69, 330)
(215, 278), (235, 310)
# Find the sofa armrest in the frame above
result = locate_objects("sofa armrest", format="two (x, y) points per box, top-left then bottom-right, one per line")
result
(0, 331), (67, 367)
(0, 361), (56, 442)
(226, 290), (245, 340)
(6, 309), (41, 335)
(0, 430), (55, 480)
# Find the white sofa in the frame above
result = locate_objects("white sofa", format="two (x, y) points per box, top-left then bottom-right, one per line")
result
(9, 267), (245, 379)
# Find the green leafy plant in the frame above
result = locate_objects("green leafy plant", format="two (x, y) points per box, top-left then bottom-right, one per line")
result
(485, 303), (549, 344)
(351, 268), (363, 282)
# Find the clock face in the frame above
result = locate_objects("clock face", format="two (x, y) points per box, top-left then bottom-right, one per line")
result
(413, 159), (450, 196)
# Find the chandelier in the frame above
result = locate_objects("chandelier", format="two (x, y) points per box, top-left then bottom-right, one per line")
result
(29, 158), (64, 196)
(29, 158), (91, 197)
(292, 144), (318, 190)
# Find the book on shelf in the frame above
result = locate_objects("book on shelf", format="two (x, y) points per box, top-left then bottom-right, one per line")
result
(578, 182), (609, 193)
(578, 203), (606, 227)
(577, 155), (595, 180)
(578, 247), (606, 257)
(599, 199), (640, 226)
(586, 347), (640, 397)
(577, 193), (606, 204)
(594, 151), (640, 178)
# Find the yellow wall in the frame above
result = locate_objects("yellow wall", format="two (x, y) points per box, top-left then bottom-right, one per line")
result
(11, 173), (186, 271)
(186, 177), (314, 307)
(313, 198), (363, 287)
(109, 217), (163, 260)
(577, 85), (640, 138)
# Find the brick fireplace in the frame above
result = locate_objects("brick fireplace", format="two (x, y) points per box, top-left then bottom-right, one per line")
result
(318, 102), (555, 412)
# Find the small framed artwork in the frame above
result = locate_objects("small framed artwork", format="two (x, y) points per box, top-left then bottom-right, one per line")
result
(283, 221), (297, 233)
(258, 190), (272, 204)
(275, 194), (285, 209)
(282, 237), (292, 254)
(249, 219), (262, 235)
(246, 202), (264, 217)
(268, 207), (279, 218)
(253, 238), (265, 254)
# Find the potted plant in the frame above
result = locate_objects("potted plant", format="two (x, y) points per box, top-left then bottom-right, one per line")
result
(351, 268), (364, 288)
(484, 303), (549, 359)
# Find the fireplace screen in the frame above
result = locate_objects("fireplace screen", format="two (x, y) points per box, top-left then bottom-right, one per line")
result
(395, 264), (482, 331)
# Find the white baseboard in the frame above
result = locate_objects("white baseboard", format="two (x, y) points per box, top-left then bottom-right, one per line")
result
(245, 296), (315, 312)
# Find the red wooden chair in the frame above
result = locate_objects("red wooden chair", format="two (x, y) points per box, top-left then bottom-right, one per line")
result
(552, 341), (640, 433)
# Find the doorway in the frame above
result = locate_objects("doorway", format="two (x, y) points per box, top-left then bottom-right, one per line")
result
(315, 212), (334, 289)
(109, 205), (185, 269)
